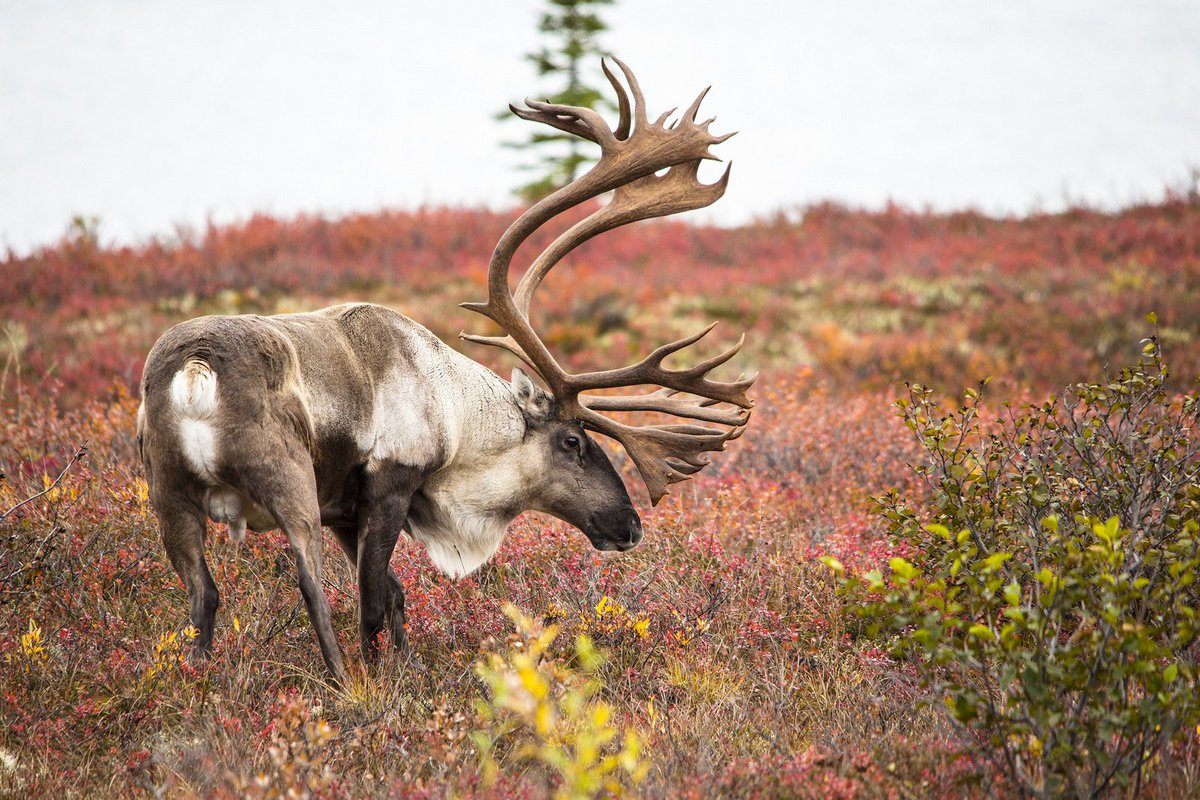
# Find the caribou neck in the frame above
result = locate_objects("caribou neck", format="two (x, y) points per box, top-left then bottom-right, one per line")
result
(401, 357), (544, 578)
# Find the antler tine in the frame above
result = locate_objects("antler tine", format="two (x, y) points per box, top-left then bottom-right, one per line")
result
(610, 56), (648, 128)
(463, 57), (752, 504)
(683, 333), (746, 379)
(601, 58), (632, 141)
(569, 323), (718, 387)
(578, 408), (750, 504)
(569, 325), (753, 407)
(458, 332), (531, 365)
(583, 391), (750, 426)
(684, 86), (710, 123)
(514, 99), (613, 146)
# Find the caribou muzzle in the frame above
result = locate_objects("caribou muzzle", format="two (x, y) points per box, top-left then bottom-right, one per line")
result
(586, 506), (643, 552)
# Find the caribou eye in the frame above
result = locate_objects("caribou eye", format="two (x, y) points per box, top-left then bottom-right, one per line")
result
(563, 434), (581, 452)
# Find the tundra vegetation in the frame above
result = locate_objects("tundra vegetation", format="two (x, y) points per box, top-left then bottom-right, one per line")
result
(2, 187), (1200, 797)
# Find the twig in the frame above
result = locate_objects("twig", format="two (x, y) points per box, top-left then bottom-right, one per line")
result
(0, 442), (88, 522)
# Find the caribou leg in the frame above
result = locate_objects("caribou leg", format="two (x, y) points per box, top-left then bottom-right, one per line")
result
(156, 500), (219, 655)
(353, 462), (424, 662)
(331, 527), (418, 663)
(243, 462), (349, 686)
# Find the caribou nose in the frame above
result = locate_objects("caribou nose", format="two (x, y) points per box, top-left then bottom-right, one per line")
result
(627, 514), (644, 546)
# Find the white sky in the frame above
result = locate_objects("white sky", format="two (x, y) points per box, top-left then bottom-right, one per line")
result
(2, 1), (1198, 254)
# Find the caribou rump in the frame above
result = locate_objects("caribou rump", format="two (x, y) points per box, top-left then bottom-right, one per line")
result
(137, 58), (753, 684)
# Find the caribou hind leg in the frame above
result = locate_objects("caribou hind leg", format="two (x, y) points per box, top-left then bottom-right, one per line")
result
(156, 501), (219, 655)
(283, 512), (348, 685)
(237, 459), (349, 686)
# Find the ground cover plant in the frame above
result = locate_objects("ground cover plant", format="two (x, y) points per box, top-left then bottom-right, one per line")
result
(2, 190), (1199, 797)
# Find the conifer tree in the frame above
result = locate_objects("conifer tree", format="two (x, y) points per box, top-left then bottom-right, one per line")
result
(504, 0), (615, 202)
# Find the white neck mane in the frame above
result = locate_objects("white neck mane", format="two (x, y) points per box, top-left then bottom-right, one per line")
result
(407, 508), (511, 579)
(405, 361), (536, 578)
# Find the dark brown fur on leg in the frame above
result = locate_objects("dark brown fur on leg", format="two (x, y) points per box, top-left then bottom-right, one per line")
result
(156, 502), (219, 655)
(353, 463), (424, 661)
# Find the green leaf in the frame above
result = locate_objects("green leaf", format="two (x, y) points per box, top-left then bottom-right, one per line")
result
(1002, 607), (1025, 622)
(925, 523), (952, 540)
(820, 556), (845, 575)
(862, 569), (884, 590)
(889, 557), (918, 580)
(982, 552), (1013, 573)
(1093, 516), (1122, 545)
(1164, 663), (1179, 683)
(947, 694), (978, 723)
(968, 624), (995, 641)
(1003, 582), (1021, 606)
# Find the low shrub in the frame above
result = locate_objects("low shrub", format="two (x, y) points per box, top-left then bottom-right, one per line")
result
(829, 322), (1200, 798)
(472, 605), (648, 799)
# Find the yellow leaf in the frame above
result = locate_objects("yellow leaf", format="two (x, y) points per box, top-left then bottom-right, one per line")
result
(591, 703), (611, 729)
(519, 664), (549, 700)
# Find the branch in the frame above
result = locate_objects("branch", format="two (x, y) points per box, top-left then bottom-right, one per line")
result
(0, 443), (88, 522)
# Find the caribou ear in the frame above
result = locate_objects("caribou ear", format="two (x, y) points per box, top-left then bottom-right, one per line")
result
(511, 367), (553, 421)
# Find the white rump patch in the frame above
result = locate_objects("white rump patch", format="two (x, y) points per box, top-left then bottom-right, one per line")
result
(170, 359), (219, 416)
(170, 360), (219, 481)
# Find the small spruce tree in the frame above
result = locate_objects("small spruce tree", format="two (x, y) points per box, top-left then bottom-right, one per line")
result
(504, 0), (615, 202)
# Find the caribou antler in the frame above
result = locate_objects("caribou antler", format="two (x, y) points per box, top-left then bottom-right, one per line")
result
(461, 57), (753, 504)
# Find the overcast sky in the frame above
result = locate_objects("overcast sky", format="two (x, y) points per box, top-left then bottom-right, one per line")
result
(2, 1), (1198, 254)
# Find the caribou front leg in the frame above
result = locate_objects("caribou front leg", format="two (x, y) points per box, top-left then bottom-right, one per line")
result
(354, 462), (425, 662)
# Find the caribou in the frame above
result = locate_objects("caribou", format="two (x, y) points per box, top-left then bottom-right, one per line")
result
(137, 58), (753, 684)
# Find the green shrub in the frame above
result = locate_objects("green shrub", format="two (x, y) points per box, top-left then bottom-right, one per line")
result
(830, 323), (1200, 798)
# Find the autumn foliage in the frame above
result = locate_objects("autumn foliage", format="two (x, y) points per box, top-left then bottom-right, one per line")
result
(2, 191), (1199, 797)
